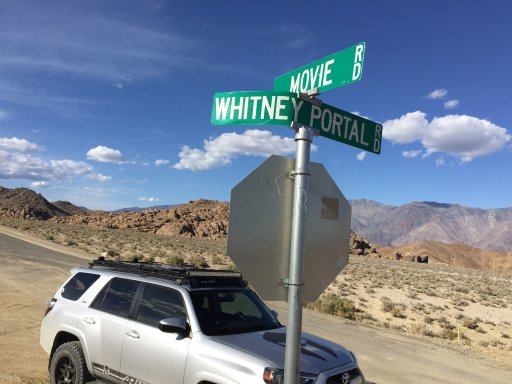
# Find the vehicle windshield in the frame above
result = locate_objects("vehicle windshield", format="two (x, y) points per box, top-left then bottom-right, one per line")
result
(190, 289), (282, 336)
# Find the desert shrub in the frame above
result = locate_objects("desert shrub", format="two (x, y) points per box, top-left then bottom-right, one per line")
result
(490, 339), (505, 347)
(189, 255), (207, 268)
(391, 306), (405, 319)
(168, 255), (185, 265)
(380, 298), (395, 312)
(409, 323), (425, 335)
(454, 286), (470, 294)
(308, 293), (356, 320)
(438, 328), (458, 340)
(211, 255), (223, 264)
(461, 317), (479, 330)
(226, 263), (239, 271)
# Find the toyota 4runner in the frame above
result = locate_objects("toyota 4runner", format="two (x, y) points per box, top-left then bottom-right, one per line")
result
(40, 258), (365, 384)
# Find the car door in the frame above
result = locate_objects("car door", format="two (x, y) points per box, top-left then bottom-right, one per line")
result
(120, 283), (191, 384)
(81, 277), (140, 383)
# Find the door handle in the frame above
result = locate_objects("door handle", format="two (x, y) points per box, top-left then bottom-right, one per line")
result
(126, 329), (140, 339)
(82, 317), (95, 325)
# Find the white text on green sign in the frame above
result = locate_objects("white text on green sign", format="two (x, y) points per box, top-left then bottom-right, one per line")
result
(274, 43), (365, 94)
(211, 91), (381, 154)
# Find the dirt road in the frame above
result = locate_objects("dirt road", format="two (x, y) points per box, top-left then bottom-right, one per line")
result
(1, 229), (511, 384)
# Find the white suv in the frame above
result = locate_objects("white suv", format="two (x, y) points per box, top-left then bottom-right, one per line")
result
(40, 258), (364, 384)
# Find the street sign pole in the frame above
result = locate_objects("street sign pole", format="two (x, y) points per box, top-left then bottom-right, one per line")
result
(284, 123), (315, 384)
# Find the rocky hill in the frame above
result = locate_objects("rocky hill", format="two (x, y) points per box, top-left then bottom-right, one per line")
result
(50, 199), (230, 240)
(51, 200), (90, 216)
(350, 199), (512, 252)
(0, 186), (69, 220)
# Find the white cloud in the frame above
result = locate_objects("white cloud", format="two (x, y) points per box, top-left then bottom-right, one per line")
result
(87, 145), (125, 164)
(0, 136), (111, 182)
(0, 150), (111, 182)
(383, 111), (429, 144)
(426, 89), (448, 99)
(31, 181), (49, 188)
(174, 129), (314, 171)
(356, 152), (366, 161)
(383, 111), (511, 162)
(402, 150), (423, 158)
(0, 137), (40, 152)
(444, 100), (460, 109)
(138, 197), (159, 203)
(155, 159), (170, 167)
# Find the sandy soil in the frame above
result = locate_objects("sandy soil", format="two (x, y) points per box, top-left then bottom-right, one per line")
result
(0, 256), (68, 383)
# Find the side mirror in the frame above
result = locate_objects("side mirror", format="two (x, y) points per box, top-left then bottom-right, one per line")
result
(159, 317), (190, 336)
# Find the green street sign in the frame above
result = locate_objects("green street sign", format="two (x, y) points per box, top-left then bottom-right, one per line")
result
(211, 90), (381, 154)
(212, 91), (301, 126)
(274, 42), (365, 94)
(296, 99), (382, 154)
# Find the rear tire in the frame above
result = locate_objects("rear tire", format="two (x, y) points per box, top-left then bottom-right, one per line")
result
(50, 341), (92, 384)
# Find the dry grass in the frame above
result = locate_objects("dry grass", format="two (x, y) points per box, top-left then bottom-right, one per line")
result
(2, 216), (511, 367)
(0, 217), (229, 268)
(322, 256), (512, 364)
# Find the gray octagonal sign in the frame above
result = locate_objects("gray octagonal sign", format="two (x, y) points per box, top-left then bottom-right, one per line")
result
(227, 155), (351, 302)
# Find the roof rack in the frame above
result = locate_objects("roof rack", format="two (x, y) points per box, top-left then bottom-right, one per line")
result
(88, 257), (246, 289)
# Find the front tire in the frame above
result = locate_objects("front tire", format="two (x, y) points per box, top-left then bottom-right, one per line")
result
(50, 341), (92, 384)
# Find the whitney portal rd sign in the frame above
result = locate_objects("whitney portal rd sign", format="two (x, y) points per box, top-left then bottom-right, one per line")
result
(274, 42), (365, 93)
(212, 90), (382, 154)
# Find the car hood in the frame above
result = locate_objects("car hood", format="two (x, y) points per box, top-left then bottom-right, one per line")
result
(212, 327), (354, 374)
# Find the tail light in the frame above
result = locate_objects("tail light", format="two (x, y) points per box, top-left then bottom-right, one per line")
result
(44, 298), (57, 317)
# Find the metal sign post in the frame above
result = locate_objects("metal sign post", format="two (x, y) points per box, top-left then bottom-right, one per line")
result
(212, 42), (379, 384)
(284, 123), (315, 384)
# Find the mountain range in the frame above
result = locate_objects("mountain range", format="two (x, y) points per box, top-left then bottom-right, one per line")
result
(350, 199), (512, 252)
(1, 186), (511, 253)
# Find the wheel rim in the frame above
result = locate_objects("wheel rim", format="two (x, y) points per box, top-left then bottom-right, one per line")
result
(55, 356), (76, 384)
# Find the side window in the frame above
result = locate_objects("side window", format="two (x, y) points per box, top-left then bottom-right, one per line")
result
(136, 285), (186, 327)
(61, 272), (100, 301)
(92, 278), (139, 317)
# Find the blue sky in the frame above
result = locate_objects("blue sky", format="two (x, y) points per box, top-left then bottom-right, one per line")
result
(1, 0), (511, 210)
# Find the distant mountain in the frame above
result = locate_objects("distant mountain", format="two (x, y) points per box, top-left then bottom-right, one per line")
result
(0, 186), (69, 220)
(350, 199), (512, 252)
(112, 204), (181, 213)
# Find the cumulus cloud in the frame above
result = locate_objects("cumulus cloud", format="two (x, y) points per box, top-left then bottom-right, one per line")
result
(383, 111), (511, 162)
(86, 145), (125, 164)
(139, 197), (159, 203)
(444, 100), (460, 109)
(402, 150), (423, 158)
(356, 152), (366, 161)
(174, 129), (314, 171)
(155, 159), (170, 167)
(31, 181), (49, 188)
(383, 111), (429, 144)
(426, 88), (448, 99)
(0, 137), (40, 152)
(0, 136), (110, 182)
